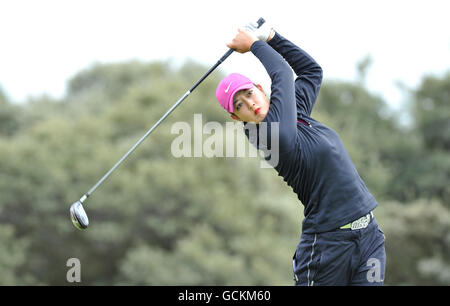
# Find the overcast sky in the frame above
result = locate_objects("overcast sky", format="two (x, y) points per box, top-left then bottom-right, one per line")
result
(1, 0), (449, 109)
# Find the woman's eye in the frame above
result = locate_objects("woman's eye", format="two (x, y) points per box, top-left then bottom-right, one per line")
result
(236, 103), (242, 110)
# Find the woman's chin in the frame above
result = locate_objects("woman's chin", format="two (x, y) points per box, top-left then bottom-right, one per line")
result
(254, 113), (268, 124)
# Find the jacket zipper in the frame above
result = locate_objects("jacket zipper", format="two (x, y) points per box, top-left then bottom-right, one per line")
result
(297, 118), (312, 127)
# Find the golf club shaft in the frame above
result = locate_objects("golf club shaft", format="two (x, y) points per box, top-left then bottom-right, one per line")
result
(83, 90), (191, 201)
(79, 17), (265, 203)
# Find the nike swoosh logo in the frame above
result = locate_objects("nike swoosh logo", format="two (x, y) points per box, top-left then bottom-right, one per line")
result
(225, 82), (232, 93)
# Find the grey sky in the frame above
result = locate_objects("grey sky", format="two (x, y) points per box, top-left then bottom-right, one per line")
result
(1, 0), (449, 109)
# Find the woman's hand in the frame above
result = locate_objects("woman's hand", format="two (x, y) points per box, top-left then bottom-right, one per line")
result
(227, 28), (258, 53)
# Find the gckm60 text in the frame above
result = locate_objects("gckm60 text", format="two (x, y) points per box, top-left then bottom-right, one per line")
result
(222, 290), (270, 301)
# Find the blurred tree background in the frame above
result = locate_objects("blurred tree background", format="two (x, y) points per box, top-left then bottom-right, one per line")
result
(0, 59), (449, 285)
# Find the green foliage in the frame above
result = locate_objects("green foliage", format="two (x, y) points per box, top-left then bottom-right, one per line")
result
(377, 200), (450, 285)
(385, 72), (450, 203)
(0, 59), (449, 285)
(413, 72), (450, 150)
(0, 89), (21, 137)
(0, 224), (35, 285)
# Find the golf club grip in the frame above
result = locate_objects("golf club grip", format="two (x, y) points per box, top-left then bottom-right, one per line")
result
(189, 17), (265, 92)
(256, 17), (265, 28)
(223, 17), (265, 58)
(220, 17), (265, 62)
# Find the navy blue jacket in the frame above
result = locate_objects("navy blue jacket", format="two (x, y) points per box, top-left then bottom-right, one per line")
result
(245, 32), (377, 233)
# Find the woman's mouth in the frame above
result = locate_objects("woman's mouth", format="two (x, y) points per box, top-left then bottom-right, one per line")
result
(254, 107), (261, 115)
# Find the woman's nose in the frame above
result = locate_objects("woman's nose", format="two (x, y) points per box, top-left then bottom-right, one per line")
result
(245, 100), (255, 109)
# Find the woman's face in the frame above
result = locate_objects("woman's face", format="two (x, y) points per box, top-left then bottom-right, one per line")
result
(231, 84), (270, 124)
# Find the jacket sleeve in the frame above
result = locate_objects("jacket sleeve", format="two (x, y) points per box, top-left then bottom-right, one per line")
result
(268, 32), (323, 116)
(248, 40), (297, 154)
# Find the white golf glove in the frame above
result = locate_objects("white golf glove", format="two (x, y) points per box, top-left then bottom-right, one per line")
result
(243, 21), (274, 42)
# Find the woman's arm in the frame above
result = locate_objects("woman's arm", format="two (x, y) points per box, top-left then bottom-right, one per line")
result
(268, 32), (323, 116)
(227, 29), (297, 153)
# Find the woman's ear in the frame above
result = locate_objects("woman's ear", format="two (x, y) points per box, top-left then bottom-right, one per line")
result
(230, 113), (242, 121)
(255, 84), (266, 96)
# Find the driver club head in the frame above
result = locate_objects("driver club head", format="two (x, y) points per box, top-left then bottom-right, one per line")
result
(70, 201), (89, 230)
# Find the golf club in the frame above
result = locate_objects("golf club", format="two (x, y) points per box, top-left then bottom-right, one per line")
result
(70, 17), (266, 230)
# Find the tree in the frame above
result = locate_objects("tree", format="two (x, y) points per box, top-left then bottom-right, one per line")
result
(377, 200), (450, 285)
(0, 60), (301, 285)
(387, 72), (450, 203)
(413, 72), (450, 151)
(1, 59), (449, 285)
(0, 88), (21, 137)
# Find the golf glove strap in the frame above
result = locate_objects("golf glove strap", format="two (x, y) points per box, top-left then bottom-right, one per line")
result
(243, 21), (273, 42)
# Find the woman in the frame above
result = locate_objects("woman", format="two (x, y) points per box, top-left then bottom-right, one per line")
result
(215, 22), (386, 286)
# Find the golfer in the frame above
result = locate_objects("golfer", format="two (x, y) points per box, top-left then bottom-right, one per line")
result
(215, 22), (386, 286)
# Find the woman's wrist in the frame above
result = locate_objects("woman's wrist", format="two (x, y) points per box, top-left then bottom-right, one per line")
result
(266, 29), (275, 42)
